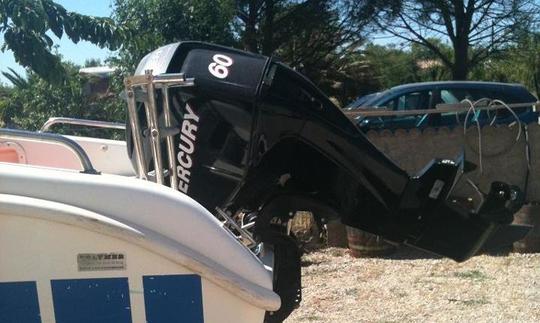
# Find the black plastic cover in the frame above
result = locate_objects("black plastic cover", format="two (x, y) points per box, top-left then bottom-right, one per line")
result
(128, 41), (526, 263)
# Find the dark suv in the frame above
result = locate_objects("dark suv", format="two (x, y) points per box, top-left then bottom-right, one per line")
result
(345, 81), (539, 130)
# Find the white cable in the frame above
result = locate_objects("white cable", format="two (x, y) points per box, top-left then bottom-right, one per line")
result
(462, 97), (523, 177)
(487, 99), (522, 141)
(456, 97), (527, 210)
(462, 98), (484, 174)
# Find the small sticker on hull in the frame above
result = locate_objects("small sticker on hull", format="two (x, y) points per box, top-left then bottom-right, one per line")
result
(77, 253), (126, 271)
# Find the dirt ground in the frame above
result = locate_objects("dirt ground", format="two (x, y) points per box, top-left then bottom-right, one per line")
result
(285, 247), (540, 323)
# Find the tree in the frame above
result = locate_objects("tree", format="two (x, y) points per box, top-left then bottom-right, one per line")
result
(112, 0), (236, 71)
(0, 82), (12, 122)
(371, 0), (539, 80)
(237, 1), (360, 54)
(0, 0), (123, 84)
(0, 63), (125, 137)
(1, 68), (29, 89)
(471, 32), (540, 95)
(235, 1), (365, 76)
(358, 41), (451, 91)
(112, 0), (370, 104)
(319, 48), (381, 105)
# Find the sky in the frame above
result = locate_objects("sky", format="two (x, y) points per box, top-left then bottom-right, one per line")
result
(0, 1), (398, 84)
(0, 0), (115, 84)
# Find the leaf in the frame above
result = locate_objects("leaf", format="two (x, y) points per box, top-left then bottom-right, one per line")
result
(42, 34), (53, 48)
(1, 67), (29, 88)
(43, 0), (64, 38)
(4, 26), (66, 85)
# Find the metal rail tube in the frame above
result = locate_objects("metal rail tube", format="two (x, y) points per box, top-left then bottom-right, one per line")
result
(0, 128), (98, 174)
(124, 71), (195, 185)
(162, 85), (178, 190)
(41, 117), (126, 132)
(124, 81), (148, 180)
(144, 71), (165, 184)
(215, 208), (257, 247)
(154, 73), (195, 88)
(344, 101), (539, 118)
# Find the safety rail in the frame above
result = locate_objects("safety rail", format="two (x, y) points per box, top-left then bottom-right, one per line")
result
(0, 128), (99, 174)
(344, 101), (538, 118)
(124, 71), (195, 184)
(40, 117), (126, 132)
(124, 71), (259, 249)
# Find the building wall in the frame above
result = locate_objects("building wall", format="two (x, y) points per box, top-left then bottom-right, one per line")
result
(365, 123), (540, 204)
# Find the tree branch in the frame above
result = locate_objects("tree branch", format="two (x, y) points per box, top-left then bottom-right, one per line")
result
(375, 16), (453, 68)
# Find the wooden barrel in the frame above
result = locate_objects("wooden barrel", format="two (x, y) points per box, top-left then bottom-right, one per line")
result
(513, 204), (540, 253)
(346, 226), (396, 257)
(326, 220), (348, 248)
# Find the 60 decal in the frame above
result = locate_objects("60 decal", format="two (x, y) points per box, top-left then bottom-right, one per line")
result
(208, 54), (233, 79)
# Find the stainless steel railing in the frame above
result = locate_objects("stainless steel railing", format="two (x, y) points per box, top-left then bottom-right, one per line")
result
(123, 71), (258, 248)
(344, 101), (538, 118)
(124, 71), (195, 185)
(41, 117), (126, 132)
(0, 128), (98, 174)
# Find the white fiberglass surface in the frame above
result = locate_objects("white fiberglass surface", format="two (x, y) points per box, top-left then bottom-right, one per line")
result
(0, 133), (135, 176)
(0, 163), (272, 290)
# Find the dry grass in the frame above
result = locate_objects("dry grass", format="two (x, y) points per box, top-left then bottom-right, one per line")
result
(285, 247), (540, 323)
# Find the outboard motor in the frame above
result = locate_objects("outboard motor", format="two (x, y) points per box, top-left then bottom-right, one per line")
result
(125, 42), (529, 323)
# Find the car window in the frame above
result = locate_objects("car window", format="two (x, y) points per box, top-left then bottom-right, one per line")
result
(382, 91), (431, 111)
(441, 88), (524, 103)
(440, 88), (504, 121)
(440, 89), (477, 102)
(385, 98), (396, 110)
(465, 89), (497, 102)
(484, 89), (521, 103)
(357, 83), (537, 131)
(441, 89), (460, 103)
(345, 93), (381, 109)
(439, 89), (489, 122)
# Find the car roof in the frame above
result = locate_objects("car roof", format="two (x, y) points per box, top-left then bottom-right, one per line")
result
(354, 81), (534, 107)
(387, 81), (525, 92)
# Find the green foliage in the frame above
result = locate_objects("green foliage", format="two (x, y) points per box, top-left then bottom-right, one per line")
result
(4, 0), (539, 130)
(111, 0), (236, 72)
(371, 0), (539, 80)
(236, 0), (360, 55)
(363, 44), (417, 89)
(270, 2), (362, 74)
(112, 0), (368, 105)
(0, 84), (10, 97)
(0, 63), (125, 138)
(1, 68), (29, 89)
(84, 58), (103, 68)
(0, 83), (11, 121)
(471, 33), (540, 97)
(317, 50), (380, 106)
(357, 35), (540, 97)
(360, 42), (452, 90)
(0, 0), (123, 84)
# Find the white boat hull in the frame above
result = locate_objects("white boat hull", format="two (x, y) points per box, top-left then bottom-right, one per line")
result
(0, 164), (280, 323)
(0, 212), (264, 323)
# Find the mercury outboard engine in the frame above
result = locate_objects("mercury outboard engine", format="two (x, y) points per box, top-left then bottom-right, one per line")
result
(125, 42), (529, 322)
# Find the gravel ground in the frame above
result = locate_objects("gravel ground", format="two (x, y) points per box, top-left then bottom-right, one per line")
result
(285, 247), (540, 323)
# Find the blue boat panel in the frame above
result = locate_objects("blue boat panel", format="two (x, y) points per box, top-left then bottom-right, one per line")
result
(143, 274), (204, 323)
(51, 277), (132, 323)
(0, 281), (41, 323)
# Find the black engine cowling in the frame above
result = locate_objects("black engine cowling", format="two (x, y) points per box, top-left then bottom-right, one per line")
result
(126, 41), (528, 322)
